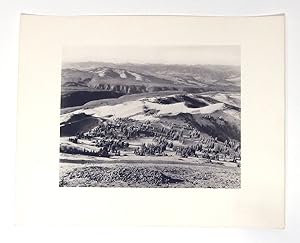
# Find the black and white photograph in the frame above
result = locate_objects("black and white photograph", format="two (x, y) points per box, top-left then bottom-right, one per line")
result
(59, 46), (241, 188)
(13, 11), (287, 231)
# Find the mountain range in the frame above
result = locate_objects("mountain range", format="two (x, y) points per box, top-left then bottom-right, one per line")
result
(62, 62), (240, 90)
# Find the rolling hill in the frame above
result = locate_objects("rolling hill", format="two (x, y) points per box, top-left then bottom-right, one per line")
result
(60, 93), (240, 142)
(61, 63), (240, 108)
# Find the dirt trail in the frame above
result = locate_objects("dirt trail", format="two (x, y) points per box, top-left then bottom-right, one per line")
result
(60, 157), (238, 169)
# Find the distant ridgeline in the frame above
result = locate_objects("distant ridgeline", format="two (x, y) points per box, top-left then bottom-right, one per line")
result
(60, 62), (240, 108)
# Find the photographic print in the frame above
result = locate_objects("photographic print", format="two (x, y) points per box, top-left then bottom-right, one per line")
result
(17, 14), (285, 227)
(59, 46), (241, 188)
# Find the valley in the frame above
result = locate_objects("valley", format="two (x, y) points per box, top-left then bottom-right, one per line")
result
(59, 62), (241, 188)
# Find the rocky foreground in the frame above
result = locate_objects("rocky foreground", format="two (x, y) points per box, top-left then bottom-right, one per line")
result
(59, 163), (240, 188)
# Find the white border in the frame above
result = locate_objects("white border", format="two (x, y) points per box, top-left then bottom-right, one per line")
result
(1, 0), (299, 242)
(16, 15), (284, 228)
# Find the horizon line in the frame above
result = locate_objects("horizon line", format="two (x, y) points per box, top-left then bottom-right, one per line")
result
(62, 61), (241, 67)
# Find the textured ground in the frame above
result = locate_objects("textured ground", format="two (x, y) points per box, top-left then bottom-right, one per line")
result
(59, 162), (240, 188)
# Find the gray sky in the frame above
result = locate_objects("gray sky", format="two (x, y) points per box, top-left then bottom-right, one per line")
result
(63, 46), (240, 66)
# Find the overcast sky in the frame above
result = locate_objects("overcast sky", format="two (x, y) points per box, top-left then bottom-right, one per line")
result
(63, 46), (240, 66)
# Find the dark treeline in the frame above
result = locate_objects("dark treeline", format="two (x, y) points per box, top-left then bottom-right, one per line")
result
(63, 118), (241, 161)
(60, 144), (110, 157)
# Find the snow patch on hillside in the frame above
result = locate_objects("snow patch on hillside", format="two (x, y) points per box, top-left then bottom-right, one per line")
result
(128, 71), (143, 81)
(85, 100), (145, 119)
(114, 69), (127, 79)
(202, 93), (240, 107)
(61, 98), (226, 123)
(145, 101), (224, 117)
(95, 68), (108, 77)
(60, 109), (85, 125)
